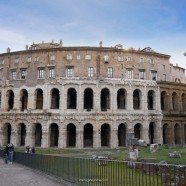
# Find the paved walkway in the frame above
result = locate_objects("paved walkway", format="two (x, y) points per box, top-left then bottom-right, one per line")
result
(0, 158), (64, 186)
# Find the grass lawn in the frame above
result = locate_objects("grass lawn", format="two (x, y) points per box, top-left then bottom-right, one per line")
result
(15, 145), (186, 165)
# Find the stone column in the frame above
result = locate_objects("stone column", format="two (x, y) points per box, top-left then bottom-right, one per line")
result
(78, 85), (83, 112)
(44, 85), (50, 110)
(110, 127), (118, 148)
(128, 85), (133, 111)
(76, 128), (83, 148)
(11, 126), (18, 147)
(155, 87), (161, 111)
(154, 120), (163, 144)
(142, 86), (148, 111)
(112, 88), (117, 111)
(95, 86), (100, 112)
(58, 127), (66, 148)
(142, 120), (149, 144)
(13, 89), (20, 110)
(168, 93), (173, 110)
(60, 85), (65, 112)
(93, 128), (100, 148)
(0, 128), (3, 146)
(27, 89), (35, 110)
(42, 126), (49, 148)
(25, 125), (33, 147)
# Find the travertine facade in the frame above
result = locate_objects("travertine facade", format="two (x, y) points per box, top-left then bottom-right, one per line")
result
(0, 41), (185, 148)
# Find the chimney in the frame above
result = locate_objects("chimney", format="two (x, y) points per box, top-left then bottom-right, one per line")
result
(7, 47), (11, 53)
(99, 41), (103, 47)
(25, 45), (28, 50)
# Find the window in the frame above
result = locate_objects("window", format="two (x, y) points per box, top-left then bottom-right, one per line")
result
(66, 67), (74, 77)
(149, 58), (154, 64)
(139, 70), (145, 79)
(77, 55), (81, 60)
(67, 54), (72, 60)
(11, 71), (16, 80)
(151, 71), (157, 80)
(20, 69), (27, 79)
(163, 65), (165, 70)
(85, 54), (91, 60)
(88, 67), (93, 77)
(139, 58), (144, 63)
(38, 69), (45, 79)
(27, 57), (31, 62)
(104, 55), (109, 62)
(118, 56), (123, 62)
(163, 74), (166, 81)
(107, 67), (113, 78)
(127, 69), (133, 79)
(49, 68), (55, 78)
(15, 58), (19, 63)
(0, 59), (4, 65)
(34, 57), (39, 62)
(50, 54), (55, 61)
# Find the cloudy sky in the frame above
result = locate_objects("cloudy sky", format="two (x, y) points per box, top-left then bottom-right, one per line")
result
(0, 0), (186, 68)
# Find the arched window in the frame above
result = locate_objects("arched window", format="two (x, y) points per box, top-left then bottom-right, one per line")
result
(117, 89), (126, 109)
(7, 90), (14, 111)
(174, 124), (181, 145)
(118, 124), (126, 146)
(163, 124), (170, 144)
(134, 123), (142, 139)
(172, 92), (179, 111)
(67, 88), (77, 109)
(20, 89), (28, 111)
(50, 123), (59, 147)
(101, 88), (110, 111)
(67, 124), (76, 147)
(149, 122), (155, 144)
(84, 88), (93, 110)
(182, 93), (186, 111)
(84, 124), (93, 147)
(19, 123), (26, 146)
(3, 123), (11, 145)
(101, 124), (110, 147)
(148, 90), (155, 110)
(133, 89), (141, 110)
(161, 91), (168, 110)
(35, 89), (43, 109)
(35, 123), (42, 147)
(51, 88), (60, 109)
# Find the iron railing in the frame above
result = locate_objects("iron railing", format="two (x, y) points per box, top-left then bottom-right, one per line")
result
(0, 150), (185, 186)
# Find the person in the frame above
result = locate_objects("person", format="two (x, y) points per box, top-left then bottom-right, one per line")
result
(31, 147), (35, 154)
(4, 144), (9, 164)
(25, 146), (30, 153)
(8, 144), (14, 164)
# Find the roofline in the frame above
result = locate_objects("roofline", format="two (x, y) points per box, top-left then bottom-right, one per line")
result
(0, 46), (171, 58)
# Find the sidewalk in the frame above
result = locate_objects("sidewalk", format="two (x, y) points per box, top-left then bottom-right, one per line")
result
(0, 158), (63, 186)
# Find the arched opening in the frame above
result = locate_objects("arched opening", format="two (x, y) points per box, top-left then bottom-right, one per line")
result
(20, 123), (26, 146)
(36, 89), (43, 109)
(134, 123), (141, 139)
(118, 124), (126, 146)
(182, 93), (186, 111)
(67, 88), (77, 109)
(117, 89), (126, 109)
(185, 124), (186, 144)
(172, 92), (179, 111)
(163, 124), (170, 144)
(149, 122), (155, 144)
(50, 123), (59, 147)
(84, 124), (93, 147)
(148, 90), (155, 110)
(101, 88), (110, 111)
(161, 91), (168, 110)
(67, 124), (76, 147)
(3, 123), (11, 145)
(174, 124), (181, 145)
(51, 88), (60, 109)
(35, 123), (42, 147)
(7, 90), (14, 111)
(84, 88), (93, 110)
(133, 89), (141, 110)
(101, 124), (110, 147)
(20, 89), (28, 111)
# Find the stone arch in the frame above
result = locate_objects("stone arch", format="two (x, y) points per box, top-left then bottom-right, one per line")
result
(163, 123), (170, 144)
(49, 123), (59, 147)
(101, 88), (110, 111)
(117, 89), (126, 109)
(6, 90), (14, 111)
(2, 123), (12, 146)
(161, 91), (169, 110)
(118, 123), (126, 146)
(133, 89), (141, 110)
(148, 90), (155, 110)
(134, 123), (142, 139)
(35, 89), (43, 109)
(67, 88), (77, 109)
(181, 93), (186, 111)
(101, 123), (110, 147)
(67, 123), (76, 147)
(18, 123), (26, 146)
(172, 92), (179, 111)
(84, 88), (93, 110)
(174, 124), (181, 145)
(149, 122), (155, 144)
(84, 123), (93, 147)
(20, 89), (28, 111)
(50, 88), (60, 109)
(35, 123), (42, 147)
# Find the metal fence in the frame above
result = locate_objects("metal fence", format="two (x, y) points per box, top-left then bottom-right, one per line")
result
(0, 150), (185, 186)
